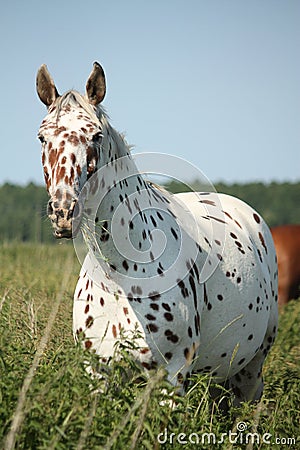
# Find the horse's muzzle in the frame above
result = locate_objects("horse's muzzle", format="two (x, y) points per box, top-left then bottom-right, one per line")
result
(48, 199), (78, 239)
(54, 227), (73, 239)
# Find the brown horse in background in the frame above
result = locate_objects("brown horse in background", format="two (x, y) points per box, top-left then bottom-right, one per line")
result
(271, 224), (300, 306)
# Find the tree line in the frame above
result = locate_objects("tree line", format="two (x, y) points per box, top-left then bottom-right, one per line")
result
(164, 180), (300, 228)
(0, 181), (299, 243)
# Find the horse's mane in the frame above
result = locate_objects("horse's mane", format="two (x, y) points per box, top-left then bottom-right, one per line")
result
(53, 90), (130, 152)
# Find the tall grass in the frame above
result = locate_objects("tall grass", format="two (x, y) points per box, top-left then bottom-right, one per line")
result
(0, 244), (299, 449)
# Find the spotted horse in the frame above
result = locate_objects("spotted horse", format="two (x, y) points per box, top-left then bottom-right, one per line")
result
(36, 62), (278, 407)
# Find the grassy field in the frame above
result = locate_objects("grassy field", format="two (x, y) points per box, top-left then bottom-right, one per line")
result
(0, 244), (299, 449)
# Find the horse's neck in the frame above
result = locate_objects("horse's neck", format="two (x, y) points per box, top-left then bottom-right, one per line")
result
(100, 117), (131, 162)
(94, 173), (179, 276)
(84, 133), (183, 280)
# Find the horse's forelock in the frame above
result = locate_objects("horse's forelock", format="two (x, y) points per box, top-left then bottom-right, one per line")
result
(53, 90), (104, 124)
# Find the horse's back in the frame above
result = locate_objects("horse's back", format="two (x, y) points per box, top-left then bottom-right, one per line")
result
(175, 191), (276, 273)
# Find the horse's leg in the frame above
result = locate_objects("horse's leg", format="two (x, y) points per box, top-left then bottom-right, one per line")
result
(209, 381), (231, 413)
(228, 310), (278, 406)
(289, 281), (300, 302)
(278, 283), (290, 305)
(227, 354), (264, 406)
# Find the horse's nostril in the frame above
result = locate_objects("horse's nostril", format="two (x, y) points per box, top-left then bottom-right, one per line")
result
(56, 209), (65, 218)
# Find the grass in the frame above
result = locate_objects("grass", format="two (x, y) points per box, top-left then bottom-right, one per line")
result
(0, 243), (299, 449)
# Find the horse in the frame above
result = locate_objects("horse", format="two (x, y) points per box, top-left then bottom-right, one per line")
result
(271, 224), (300, 306)
(36, 62), (278, 407)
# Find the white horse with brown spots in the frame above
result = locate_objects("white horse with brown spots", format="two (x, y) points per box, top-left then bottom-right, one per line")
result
(36, 62), (278, 406)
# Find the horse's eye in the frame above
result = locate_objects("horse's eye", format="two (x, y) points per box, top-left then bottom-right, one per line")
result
(38, 134), (46, 144)
(92, 131), (103, 143)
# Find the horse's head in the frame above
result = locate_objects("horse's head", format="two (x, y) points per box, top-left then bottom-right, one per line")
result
(36, 62), (106, 238)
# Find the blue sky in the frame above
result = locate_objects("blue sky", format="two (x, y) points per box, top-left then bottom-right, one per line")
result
(1, 0), (299, 185)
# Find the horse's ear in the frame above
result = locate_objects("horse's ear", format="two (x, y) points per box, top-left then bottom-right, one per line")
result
(86, 62), (106, 106)
(36, 64), (60, 107)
